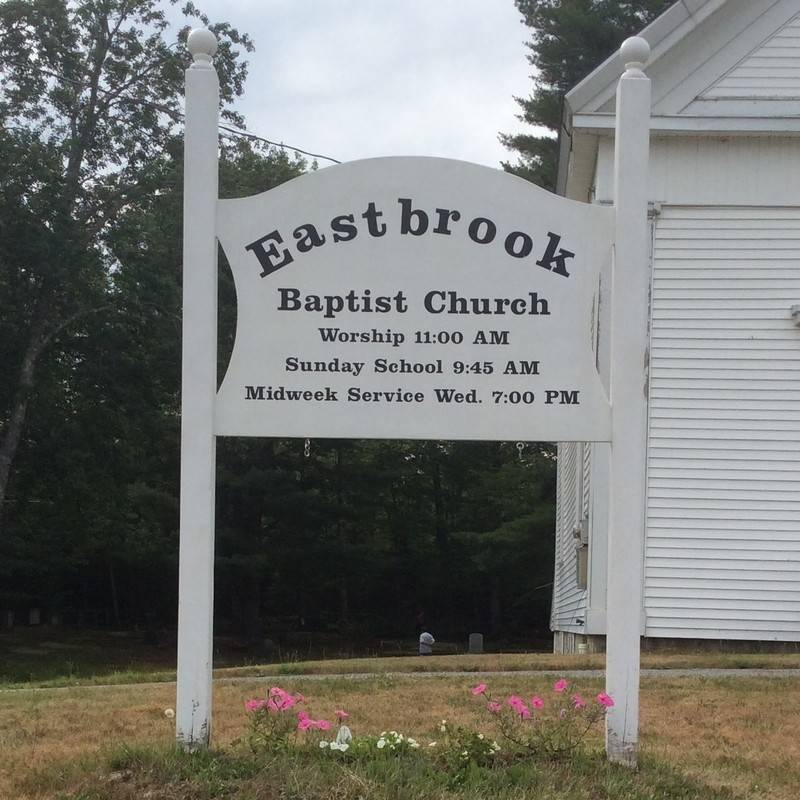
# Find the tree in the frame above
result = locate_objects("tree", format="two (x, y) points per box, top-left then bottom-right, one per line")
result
(0, 137), (307, 626)
(0, 0), (252, 533)
(501, 0), (672, 188)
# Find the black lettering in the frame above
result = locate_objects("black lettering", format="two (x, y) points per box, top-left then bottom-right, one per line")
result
(504, 231), (533, 259)
(331, 214), (357, 243)
(433, 208), (461, 235)
(424, 291), (446, 314)
(245, 230), (294, 277)
(293, 223), (326, 253)
(468, 217), (496, 244)
(277, 287), (301, 311)
(536, 232), (574, 277)
(362, 202), (387, 237)
(245, 385), (265, 400)
(398, 198), (428, 236)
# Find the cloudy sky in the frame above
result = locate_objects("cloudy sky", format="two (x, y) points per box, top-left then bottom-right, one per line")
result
(170, 1), (543, 168)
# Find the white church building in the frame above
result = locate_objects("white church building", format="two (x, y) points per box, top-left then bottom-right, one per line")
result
(551, 0), (800, 650)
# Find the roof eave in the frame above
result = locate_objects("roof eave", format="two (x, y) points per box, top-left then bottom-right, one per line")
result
(565, 0), (728, 117)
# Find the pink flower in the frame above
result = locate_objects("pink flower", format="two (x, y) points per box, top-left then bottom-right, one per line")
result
(335, 709), (349, 720)
(297, 709), (310, 722)
(531, 695), (544, 710)
(487, 701), (502, 714)
(316, 719), (332, 731)
(297, 717), (313, 731)
(507, 695), (530, 719)
(471, 683), (487, 696)
(245, 699), (267, 712)
(279, 694), (297, 711)
(596, 692), (615, 708)
(571, 694), (586, 709)
(553, 678), (569, 693)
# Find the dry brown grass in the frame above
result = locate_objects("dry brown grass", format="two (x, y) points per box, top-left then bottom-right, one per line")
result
(2, 674), (798, 799)
(215, 650), (800, 679)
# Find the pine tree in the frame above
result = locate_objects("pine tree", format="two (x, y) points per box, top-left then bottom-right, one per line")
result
(501, 0), (672, 188)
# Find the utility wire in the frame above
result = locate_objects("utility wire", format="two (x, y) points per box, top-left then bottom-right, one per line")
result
(1, 52), (342, 165)
(217, 123), (341, 164)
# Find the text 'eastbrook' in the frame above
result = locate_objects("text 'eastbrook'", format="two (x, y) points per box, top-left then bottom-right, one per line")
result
(243, 198), (576, 279)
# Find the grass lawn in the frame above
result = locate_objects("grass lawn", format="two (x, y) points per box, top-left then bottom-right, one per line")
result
(2, 673), (798, 799)
(2, 627), (799, 689)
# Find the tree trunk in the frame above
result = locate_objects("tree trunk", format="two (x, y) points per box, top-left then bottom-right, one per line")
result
(0, 320), (49, 535)
(338, 573), (349, 627)
(490, 575), (502, 635)
(335, 447), (349, 626)
(108, 556), (121, 628)
(431, 459), (454, 635)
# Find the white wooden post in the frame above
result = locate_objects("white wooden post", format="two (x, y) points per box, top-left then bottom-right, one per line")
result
(605, 36), (651, 767)
(176, 28), (219, 750)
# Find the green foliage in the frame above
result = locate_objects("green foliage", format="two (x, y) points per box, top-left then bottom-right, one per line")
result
(0, 0), (307, 622)
(471, 681), (608, 759)
(45, 738), (744, 799)
(433, 723), (502, 785)
(502, 0), (673, 188)
(1, 1), (558, 644)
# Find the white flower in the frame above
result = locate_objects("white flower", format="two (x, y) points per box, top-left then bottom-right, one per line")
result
(163, 708), (175, 719)
(338, 743), (349, 752)
(492, 741), (501, 751)
(478, 733), (484, 740)
(428, 741), (437, 747)
(439, 724), (447, 733)
(376, 739), (386, 749)
(319, 741), (329, 749)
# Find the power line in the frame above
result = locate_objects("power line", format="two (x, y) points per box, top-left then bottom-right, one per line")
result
(1, 52), (342, 166)
(217, 124), (341, 164)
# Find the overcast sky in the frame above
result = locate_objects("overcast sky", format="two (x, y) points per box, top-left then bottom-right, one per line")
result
(170, 1), (542, 168)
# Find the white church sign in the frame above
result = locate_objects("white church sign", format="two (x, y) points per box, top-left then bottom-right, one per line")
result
(177, 28), (652, 769)
(215, 158), (613, 442)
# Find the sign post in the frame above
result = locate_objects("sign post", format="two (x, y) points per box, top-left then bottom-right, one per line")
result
(605, 36), (652, 766)
(176, 28), (220, 750)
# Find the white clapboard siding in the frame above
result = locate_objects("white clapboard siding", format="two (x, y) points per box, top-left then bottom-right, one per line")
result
(702, 15), (800, 99)
(582, 443), (591, 518)
(551, 442), (586, 631)
(645, 206), (800, 641)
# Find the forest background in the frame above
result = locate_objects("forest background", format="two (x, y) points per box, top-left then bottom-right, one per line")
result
(0, 0), (670, 655)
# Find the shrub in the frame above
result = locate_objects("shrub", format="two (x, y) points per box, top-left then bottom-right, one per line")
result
(244, 686), (331, 752)
(432, 720), (501, 784)
(471, 678), (613, 759)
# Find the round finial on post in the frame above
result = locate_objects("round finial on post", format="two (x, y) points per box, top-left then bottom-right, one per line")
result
(187, 28), (218, 68)
(620, 36), (650, 73)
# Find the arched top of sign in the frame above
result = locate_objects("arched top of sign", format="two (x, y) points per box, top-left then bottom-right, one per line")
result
(215, 156), (612, 441)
